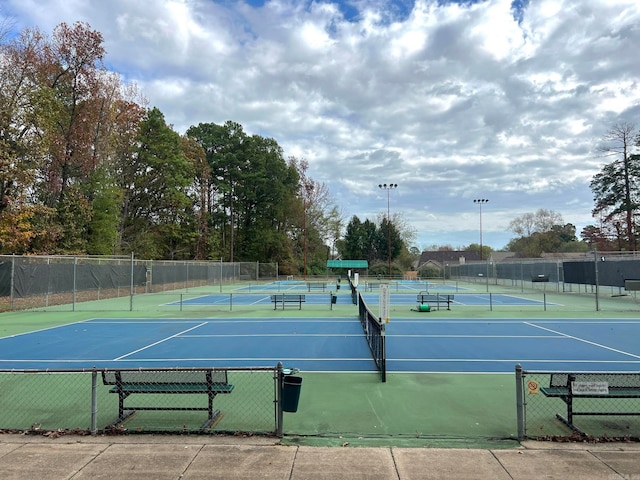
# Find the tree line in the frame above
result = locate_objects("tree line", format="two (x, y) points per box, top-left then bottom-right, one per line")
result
(1, 21), (637, 274)
(0, 21), (343, 275)
(505, 123), (640, 257)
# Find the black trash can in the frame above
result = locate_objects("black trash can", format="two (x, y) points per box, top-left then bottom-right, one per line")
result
(282, 375), (303, 412)
(331, 294), (337, 304)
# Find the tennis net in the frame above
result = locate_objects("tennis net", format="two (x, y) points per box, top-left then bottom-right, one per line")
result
(357, 292), (386, 382)
(348, 275), (358, 304)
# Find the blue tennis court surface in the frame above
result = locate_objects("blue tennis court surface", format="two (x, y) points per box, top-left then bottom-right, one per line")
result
(1, 317), (639, 373)
(167, 293), (347, 307)
(361, 293), (554, 307)
(232, 280), (456, 292)
(167, 292), (552, 307)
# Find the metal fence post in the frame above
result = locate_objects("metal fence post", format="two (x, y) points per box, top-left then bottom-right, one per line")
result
(130, 252), (134, 311)
(73, 256), (77, 312)
(91, 369), (98, 435)
(515, 364), (525, 441)
(276, 362), (284, 437)
(593, 250), (600, 312)
(10, 254), (15, 311)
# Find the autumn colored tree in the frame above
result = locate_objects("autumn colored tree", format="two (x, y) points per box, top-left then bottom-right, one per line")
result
(35, 22), (106, 207)
(1, 20), (340, 266)
(0, 29), (41, 251)
(289, 156), (345, 274)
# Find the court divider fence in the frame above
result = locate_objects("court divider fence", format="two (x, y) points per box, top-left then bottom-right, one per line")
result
(0, 363), (300, 437)
(515, 365), (640, 441)
(0, 255), (278, 313)
(448, 252), (640, 312)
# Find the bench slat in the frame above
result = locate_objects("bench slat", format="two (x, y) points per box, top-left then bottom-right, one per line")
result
(108, 384), (234, 394)
(103, 370), (229, 385)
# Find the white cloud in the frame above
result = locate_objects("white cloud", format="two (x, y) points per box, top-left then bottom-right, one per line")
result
(3, 0), (640, 250)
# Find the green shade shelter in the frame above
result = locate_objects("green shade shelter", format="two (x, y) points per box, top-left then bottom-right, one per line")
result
(326, 260), (368, 269)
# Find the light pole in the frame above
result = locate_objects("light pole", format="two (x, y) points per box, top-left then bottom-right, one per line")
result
(473, 199), (489, 261)
(379, 183), (398, 279)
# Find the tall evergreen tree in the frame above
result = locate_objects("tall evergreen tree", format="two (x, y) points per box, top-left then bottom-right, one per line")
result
(590, 123), (640, 251)
(186, 122), (301, 263)
(120, 107), (195, 259)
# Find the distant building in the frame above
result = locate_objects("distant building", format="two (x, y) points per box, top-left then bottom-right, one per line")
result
(415, 250), (482, 273)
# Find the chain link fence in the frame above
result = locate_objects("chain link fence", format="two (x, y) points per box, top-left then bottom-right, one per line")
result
(449, 252), (640, 312)
(0, 255), (278, 313)
(515, 366), (640, 440)
(0, 365), (301, 436)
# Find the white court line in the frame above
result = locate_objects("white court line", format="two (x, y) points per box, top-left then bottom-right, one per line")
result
(388, 358), (640, 364)
(113, 322), (208, 361)
(182, 334), (364, 337)
(390, 334), (561, 338)
(524, 321), (640, 360)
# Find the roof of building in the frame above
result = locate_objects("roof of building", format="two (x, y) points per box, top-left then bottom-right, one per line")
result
(417, 250), (482, 268)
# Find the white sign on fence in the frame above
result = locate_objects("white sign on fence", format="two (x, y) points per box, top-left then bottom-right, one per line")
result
(571, 381), (609, 395)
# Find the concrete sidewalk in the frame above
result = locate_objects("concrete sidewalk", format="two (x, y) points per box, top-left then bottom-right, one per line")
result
(1, 434), (639, 479)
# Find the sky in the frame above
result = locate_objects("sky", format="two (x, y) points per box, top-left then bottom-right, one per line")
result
(2, 0), (640, 251)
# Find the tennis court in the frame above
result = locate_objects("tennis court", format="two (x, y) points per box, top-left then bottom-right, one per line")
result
(3, 277), (640, 444)
(167, 291), (551, 308)
(2, 315), (639, 374)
